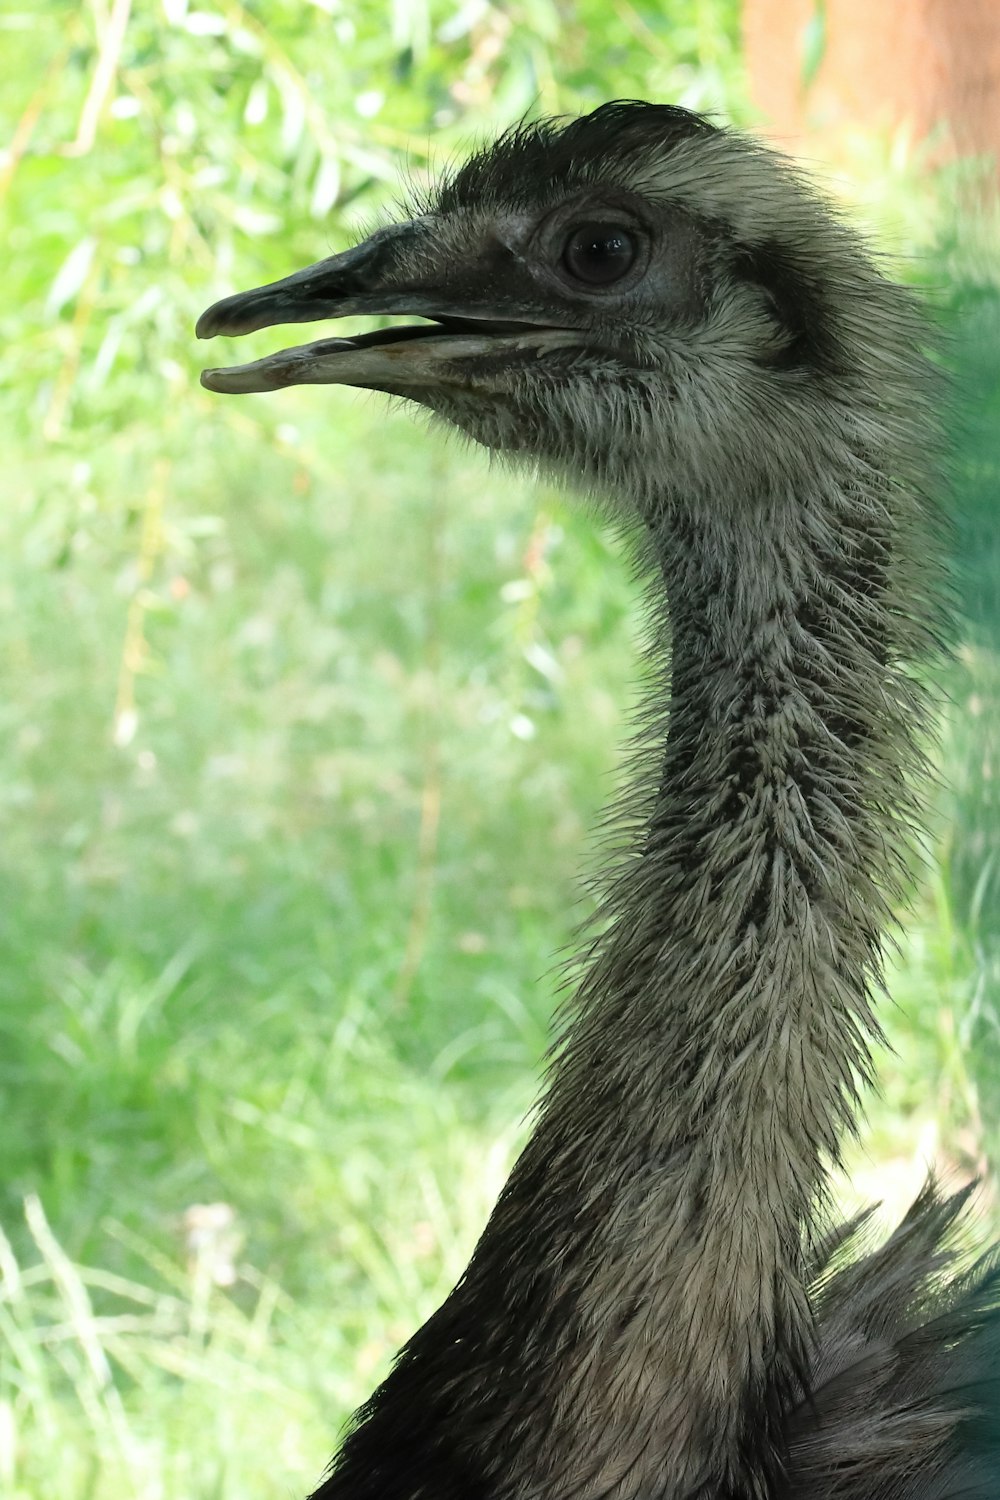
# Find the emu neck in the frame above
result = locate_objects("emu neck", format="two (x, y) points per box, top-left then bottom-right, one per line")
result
(584, 489), (903, 1476)
(318, 482), (924, 1500)
(500, 486), (912, 1498)
(605, 493), (894, 1135)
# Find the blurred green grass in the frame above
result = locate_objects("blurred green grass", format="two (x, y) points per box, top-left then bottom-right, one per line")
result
(1, 3), (998, 1497)
(0, 389), (642, 1495)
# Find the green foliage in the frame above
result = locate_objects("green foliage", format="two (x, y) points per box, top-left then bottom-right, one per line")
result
(1, 2), (998, 1496)
(938, 279), (1000, 1154)
(799, 0), (828, 93)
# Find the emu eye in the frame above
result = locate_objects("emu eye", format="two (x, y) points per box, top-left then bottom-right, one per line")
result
(562, 223), (636, 285)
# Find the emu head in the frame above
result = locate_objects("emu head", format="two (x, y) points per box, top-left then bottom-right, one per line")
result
(198, 102), (918, 523)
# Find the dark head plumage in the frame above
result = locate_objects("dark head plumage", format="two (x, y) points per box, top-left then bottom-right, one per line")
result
(434, 101), (718, 214)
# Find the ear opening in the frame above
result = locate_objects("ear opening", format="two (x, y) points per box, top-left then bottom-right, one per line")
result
(734, 240), (841, 373)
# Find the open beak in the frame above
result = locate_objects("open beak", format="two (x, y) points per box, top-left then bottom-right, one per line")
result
(196, 222), (578, 396)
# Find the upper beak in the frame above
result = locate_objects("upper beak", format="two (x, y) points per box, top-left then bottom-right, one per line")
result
(196, 221), (578, 396)
(196, 223), (433, 340)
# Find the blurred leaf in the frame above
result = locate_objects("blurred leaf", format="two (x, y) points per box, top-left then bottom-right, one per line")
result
(45, 237), (98, 318)
(799, 0), (827, 93)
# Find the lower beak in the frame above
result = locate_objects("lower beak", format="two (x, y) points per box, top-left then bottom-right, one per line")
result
(198, 329), (571, 395)
(196, 225), (577, 397)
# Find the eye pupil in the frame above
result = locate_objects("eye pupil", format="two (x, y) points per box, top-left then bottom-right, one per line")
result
(562, 223), (636, 285)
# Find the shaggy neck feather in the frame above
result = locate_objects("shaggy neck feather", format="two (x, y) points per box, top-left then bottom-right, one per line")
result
(318, 471), (928, 1500)
(486, 483), (912, 1496)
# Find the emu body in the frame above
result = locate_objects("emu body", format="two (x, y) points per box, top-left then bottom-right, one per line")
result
(197, 103), (1000, 1500)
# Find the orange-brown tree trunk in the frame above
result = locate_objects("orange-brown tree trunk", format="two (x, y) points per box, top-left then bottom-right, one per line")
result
(744, 0), (1000, 168)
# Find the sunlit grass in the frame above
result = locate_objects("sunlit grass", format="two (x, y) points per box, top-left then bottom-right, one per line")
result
(0, 397), (635, 1497)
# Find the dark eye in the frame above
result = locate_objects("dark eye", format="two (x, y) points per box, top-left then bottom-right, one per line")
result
(562, 223), (636, 285)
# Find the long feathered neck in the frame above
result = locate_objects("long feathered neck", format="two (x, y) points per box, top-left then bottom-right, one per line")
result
(317, 467), (936, 1500)
(530, 479), (930, 1490)
(315, 344), (940, 1500)
(433, 462), (930, 1497)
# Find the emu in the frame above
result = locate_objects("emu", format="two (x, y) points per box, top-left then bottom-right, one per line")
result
(197, 102), (1000, 1500)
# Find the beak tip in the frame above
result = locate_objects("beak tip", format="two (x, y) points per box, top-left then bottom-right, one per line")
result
(196, 291), (251, 340)
(197, 290), (249, 338)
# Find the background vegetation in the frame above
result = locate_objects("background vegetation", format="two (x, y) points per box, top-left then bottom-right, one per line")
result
(1, 1), (997, 1496)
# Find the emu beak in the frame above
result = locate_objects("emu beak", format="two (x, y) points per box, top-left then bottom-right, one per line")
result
(196, 221), (577, 397)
